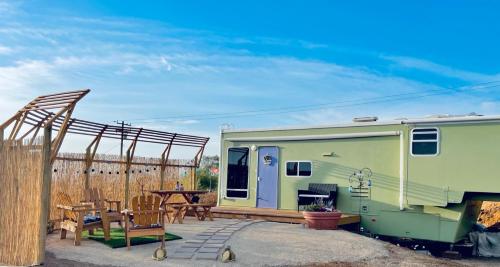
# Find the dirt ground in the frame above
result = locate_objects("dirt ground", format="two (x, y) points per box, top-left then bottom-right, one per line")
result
(45, 252), (118, 267)
(44, 243), (499, 267)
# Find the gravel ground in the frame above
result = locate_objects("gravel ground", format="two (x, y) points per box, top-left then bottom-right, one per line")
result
(43, 219), (500, 267)
(228, 222), (390, 265)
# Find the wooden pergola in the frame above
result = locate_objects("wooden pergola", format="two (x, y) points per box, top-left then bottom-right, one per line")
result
(0, 89), (210, 206)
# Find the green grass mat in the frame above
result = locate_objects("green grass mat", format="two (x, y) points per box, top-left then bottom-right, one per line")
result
(82, 228), (182, 248)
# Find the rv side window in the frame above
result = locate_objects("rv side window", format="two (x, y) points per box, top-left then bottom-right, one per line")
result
(411, 128), (439, 156)
(286, 161), (312, 177)
(226, 147), (250, 198)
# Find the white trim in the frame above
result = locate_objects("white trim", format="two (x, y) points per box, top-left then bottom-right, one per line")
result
(285, 160), (313, 177)
(223, 121), (402, 133)
(410, 127), (440, 157)
(403, 115), (500, 124)
(399, 132), (404, 211)
(222, 115), (500, 134)
(226, 131), (401, 142)
(226, 189), (248, 191)
(217, 128), (223, 206)
(298, 194), (329, 198)
(224, 146), (251, 199)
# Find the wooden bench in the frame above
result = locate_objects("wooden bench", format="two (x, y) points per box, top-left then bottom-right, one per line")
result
(166, 203), (215, 224)
(297, 183), (337, 211)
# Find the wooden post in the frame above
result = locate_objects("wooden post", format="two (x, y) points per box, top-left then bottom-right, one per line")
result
(37, 125), (52, 264)
(0, 127), (4, 150)
(160, 154), (165, 190)
(191, 167), (195, 190)
(84, 147), (91, 189)
(124, 149), (131, 209)
(193, 166), (197, 190)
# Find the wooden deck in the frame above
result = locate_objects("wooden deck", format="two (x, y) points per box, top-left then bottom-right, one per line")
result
(211, 206), (360, 226)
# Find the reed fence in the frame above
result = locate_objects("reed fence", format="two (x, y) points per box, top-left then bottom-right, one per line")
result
(0, 139), (44, 266)
(50, 153), (195, 221)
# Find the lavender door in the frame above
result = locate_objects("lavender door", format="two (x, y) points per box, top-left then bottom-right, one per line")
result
(257, 146), (279, 209)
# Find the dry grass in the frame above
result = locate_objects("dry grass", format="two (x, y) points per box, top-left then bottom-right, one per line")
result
(50, 153), (196, 220)
(0, 139), (44, 266)
(478, 201), (500, 227)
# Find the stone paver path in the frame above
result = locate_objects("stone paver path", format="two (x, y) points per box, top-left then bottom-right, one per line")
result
(170, 219), (258, 261)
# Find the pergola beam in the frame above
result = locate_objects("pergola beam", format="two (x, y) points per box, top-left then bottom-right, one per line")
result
(8, 112), (28, 140)
(124, 128), (143, 208)
(84, 126), (107, 189)
(50, 106), (75, 164)
(18, 113), (51, 141)
(160, 133), (176, 190)
(0, 112), (22, 129)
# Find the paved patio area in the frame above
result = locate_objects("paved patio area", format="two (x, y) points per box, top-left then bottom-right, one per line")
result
(46, 217), (246, 267)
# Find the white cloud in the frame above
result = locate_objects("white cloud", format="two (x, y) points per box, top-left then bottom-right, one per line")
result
(382, 55), (500, 83)
(291, 109), (348, 125)
(0, 0), (17, 15)
(0, 45), (12, 54)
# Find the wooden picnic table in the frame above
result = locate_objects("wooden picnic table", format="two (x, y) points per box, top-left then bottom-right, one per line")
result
(149, 190), (208, 206)
(149, 190), (211, 224)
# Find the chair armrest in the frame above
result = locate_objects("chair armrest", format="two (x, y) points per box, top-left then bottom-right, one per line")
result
(57, 204), (93, 212)
(105, 199), (121, 204)
(121, 209), (132, 215)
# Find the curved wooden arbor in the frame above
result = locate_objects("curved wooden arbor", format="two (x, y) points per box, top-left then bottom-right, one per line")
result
(0, 89), (210, 206)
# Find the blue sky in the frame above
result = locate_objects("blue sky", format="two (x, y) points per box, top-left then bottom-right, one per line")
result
(1, 0), (500, 157)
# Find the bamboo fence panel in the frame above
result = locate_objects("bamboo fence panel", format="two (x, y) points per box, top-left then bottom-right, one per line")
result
(0, 139), (44, 266)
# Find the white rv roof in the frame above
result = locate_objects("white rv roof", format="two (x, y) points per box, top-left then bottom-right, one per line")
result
(222, 115), (500, 133)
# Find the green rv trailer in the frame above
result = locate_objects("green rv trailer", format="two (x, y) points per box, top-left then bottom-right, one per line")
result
(217, 115), (500, 244)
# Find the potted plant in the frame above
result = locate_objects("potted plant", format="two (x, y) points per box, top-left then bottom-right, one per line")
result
(303, 199), (342, 230)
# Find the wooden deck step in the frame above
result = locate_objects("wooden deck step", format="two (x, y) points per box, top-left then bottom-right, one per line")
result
(211, 206), (360, 226)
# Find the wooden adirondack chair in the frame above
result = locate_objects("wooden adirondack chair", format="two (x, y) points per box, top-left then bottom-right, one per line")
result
(82, 188), (123, 227)
(57, 192), (110, 246)
(123, 195), (165, 250)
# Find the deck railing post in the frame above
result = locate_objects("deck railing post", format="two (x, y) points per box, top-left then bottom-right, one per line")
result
(37, 124), (52, 264)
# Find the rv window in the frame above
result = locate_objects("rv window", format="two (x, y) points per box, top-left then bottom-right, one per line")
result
(226, 147), (249, 198)
(299, 162), (312, 176)
(286, 162), (298, 176)
(411, 128), (439, 156)
(286, 161), (312, 177)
